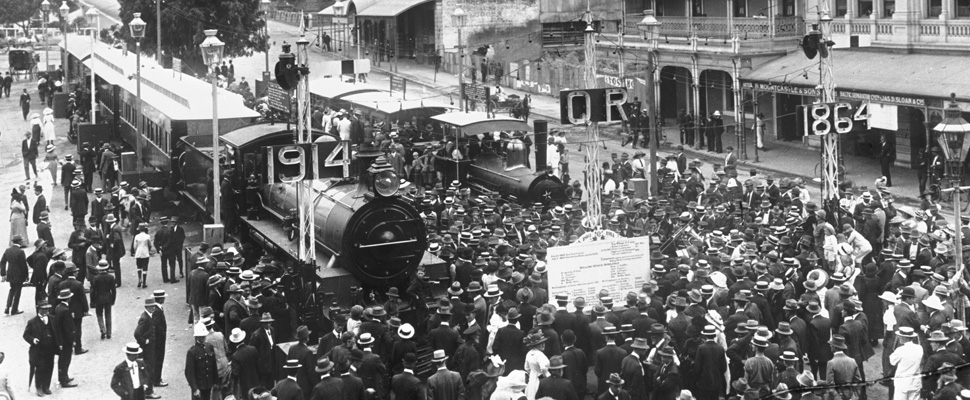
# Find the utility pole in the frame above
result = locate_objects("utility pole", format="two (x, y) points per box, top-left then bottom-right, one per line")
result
(582, 5), (603, 231)
(816, 4), (839, 222)
(296, 19), (315, 268)
(156, 0), (161, 63)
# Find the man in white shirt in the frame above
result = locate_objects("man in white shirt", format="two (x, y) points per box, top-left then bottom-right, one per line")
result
(890, 326), (923, 400)
(110, 343), (150, 400)
(337, 114), (353, 141)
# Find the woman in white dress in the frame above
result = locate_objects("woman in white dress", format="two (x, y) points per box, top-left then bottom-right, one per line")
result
(523, 332), (549, 400)
(42, 107), (56, 145)
(9, 190), (28, 243)
(490, 370), (528, 400)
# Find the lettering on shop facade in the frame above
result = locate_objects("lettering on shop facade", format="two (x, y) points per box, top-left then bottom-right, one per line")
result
(742, 81), (820, 97)
(836, 90), (926, 107)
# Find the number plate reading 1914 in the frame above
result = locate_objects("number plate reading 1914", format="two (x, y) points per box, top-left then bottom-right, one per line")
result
(797, 101), (870, 136)
(264, 141), (351, 184)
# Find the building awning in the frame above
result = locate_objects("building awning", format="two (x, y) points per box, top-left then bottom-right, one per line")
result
(741, 49), (970, 103)
(356, 0), (432, 17)
(432, 111), (531, 136)
(540, 0), (622, 24)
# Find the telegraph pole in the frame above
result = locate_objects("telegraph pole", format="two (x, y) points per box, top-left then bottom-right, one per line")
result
(582, 5), (603, 231)
(296, 19), (315, 267)
(816, 5), (839, 222)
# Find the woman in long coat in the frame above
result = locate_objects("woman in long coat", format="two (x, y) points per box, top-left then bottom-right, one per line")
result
(9, 189), (28, 242)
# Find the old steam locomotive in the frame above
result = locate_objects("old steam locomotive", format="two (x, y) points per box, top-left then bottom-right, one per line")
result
(175, 123), (440, 308)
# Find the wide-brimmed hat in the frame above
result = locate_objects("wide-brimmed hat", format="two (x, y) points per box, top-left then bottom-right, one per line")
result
(484, 284), (503, 298)
(829, 335), (847, 349)
(260, 312), (275, 322)
(548, 355), (567, 370)
(229, 328), (247, 344)
(523, 332), (548, 347)
(399, 323), (415, 339)
(923, 296), (945, 311)
(658, 345), (676, 356)
(296, 325), (311, 340)
(537, 312), (555, 326)
(315, 357), (334, 374)
(775, 322), (794, 335)
(879, 291), (899, 303)
(929, 330), (950, 342)
(607, 373), (624, 386)
(57, 288), (73, 300)
(125, 342), (143, 355)
(631, 338), (650, 349)
(796, 371), (816, 387)
(948, 320), (969, 332)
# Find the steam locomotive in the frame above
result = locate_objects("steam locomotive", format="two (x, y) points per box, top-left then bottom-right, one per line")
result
(175, 123), (438, 306)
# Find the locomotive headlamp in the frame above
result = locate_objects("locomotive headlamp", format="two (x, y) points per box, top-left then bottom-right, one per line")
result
(373, 170), (400, 197)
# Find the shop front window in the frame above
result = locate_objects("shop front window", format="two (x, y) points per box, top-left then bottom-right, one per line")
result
(859, 0), (874, 15)
(783, 0), (796, 16)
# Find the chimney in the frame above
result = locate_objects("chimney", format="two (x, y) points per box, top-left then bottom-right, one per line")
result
(534, 120), (548, 172)
(355, 144), (384, 193)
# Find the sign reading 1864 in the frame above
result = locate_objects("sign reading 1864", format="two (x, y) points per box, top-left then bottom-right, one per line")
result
(267, 81), (291, 113)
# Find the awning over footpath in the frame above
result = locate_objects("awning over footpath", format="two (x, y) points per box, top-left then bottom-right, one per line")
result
(741, 49), (970, 103)
(356, 0), (433, 17)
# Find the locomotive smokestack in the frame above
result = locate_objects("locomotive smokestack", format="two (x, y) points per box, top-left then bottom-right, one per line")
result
(534, 120), (548, 172)
(355, 144), (385, 193)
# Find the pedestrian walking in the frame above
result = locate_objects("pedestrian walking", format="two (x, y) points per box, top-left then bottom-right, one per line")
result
(42, 107), (55, 146)
(186, 259), (209, 324)
(150, 290), (168, 389)
(60, 155), (75, 208)
(153, 216), (179, 283)
(27, 239), (49, 303)
(110, 343), (151, 400)
(131, 224), (154, 288)
(2, 72), (11, 98)
(1, 234), (29, 315)
(171, 217), (186, 278)
(90, 260), (116, 339)
(51, 288), (78, 388)
(228, 328), (260, 398)
(20, 89), (30, 120)
(57, 265), (89, 355)
(24, 299), (57, 395)
(880, 134), (896, 187)
(69, 179), (88, 226)
(22, 132), (38, 180)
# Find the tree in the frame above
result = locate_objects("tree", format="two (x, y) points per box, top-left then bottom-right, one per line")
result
(116, 0), (267, 76)
(0, 0), (41, 37)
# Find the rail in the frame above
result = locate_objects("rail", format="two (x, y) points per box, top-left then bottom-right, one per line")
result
(830, 17), (970, 44)
(620, 13), (804, 38)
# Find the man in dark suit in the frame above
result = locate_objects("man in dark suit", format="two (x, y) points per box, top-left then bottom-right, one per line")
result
(839, 301), (873, 400)
(24, 300), (58, 395)
(52, 288), (78, 387)
(90, 261), (116, 339)
(111, 343), (151, 400)
(57, 266), (88, 354)
(805, 301), (832, 378)
(309, 357), (343, 400)
(171, 217), (187, 278)
(150, 290), (168, 388)
(880, 135), (895, 186)
(537, 355), (578, 400)
(1, 234), (30, 315)
(427, 350), (464, 400)
(826, 335), (861, 400)
(36, 211), (54, 249)
(153, 216), (178, 283)
(391, 353), (423, 400)
(598, 373), (632, 400)
(654, 345), (681, 400)
(228, 328), (260, 398)
(620, 339), (649, 400)
(429, 312), (460, 355)
(69, 180), (88, 225)
(694, 326), (728, 400)
(561, 330), (588, 398)
(90, 188), (108, 226)
(32, 185), (47, 224)
(186, 323), (217, 400)
(492, 308), (526, 372)
(337, 360), (366, 400)
(22, 131), (38, 180)
(287, 325), (318, 396)
(250, 313), (277, 388)
(572, 298), (593, 357)
(594, 327), (627, 397)
(60, 155), (75, 207)
(552, 295), (577, 339)
(357, 332), (388, 399)
(134, 298), (158, 397)
(46, 260), (65, 305)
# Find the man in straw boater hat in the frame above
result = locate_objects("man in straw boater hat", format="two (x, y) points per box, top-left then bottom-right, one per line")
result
(228, 327), (260, 399)
(90, 260), (116, 340)
(743, 332), (775, 398)
(427, 349), (464, 400)
(273, 359), (304, 400)
(109, 343), (150, 400)
(694, 324), (727, 400)
(595, 325), (626, 397)
(24, 299), (57, 396)
(133, 296), (162, 399)
(52, 288), (79, 388)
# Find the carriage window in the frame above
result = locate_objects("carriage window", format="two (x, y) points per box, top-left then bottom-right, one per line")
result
(505, 136), (529, 169)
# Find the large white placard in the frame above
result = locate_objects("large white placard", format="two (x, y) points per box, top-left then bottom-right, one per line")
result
(547, 237), (651, 304)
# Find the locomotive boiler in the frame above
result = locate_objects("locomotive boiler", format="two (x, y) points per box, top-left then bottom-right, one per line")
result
(175, 123), (430, 292)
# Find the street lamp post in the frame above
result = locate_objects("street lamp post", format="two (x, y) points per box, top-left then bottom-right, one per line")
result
(452, 7), (466, 112)
(86, 7), (99, 123)
(260, 0), (271, 82)
(934, 93), (970, 277)
(200, 29), (225, 226)
(129, 13), (146, 174)
(333, 3), (345, 57)
(42, 0), (50, 73)
(59, 2), (69, 86)
(156, 0), (161, 64)
(637, 11), (661, 195)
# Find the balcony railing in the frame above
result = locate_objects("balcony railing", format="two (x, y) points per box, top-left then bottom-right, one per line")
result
(620, 13), (804, 39)
(830, 17), (970, 45)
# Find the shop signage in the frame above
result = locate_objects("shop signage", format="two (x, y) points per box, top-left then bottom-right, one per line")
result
(462, 82), (490, 104)
(797, 101), (870, 136)
(390, 76), (407, 99)
(836, 90), (925, 107)
(547, 236), (651, 304)
(559, 87), (628, 124)
(742, 81), (819, 97)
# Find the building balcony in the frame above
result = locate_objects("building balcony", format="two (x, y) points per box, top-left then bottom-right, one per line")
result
(829, 17), (970, 49)
(594, 13), (803, 54)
